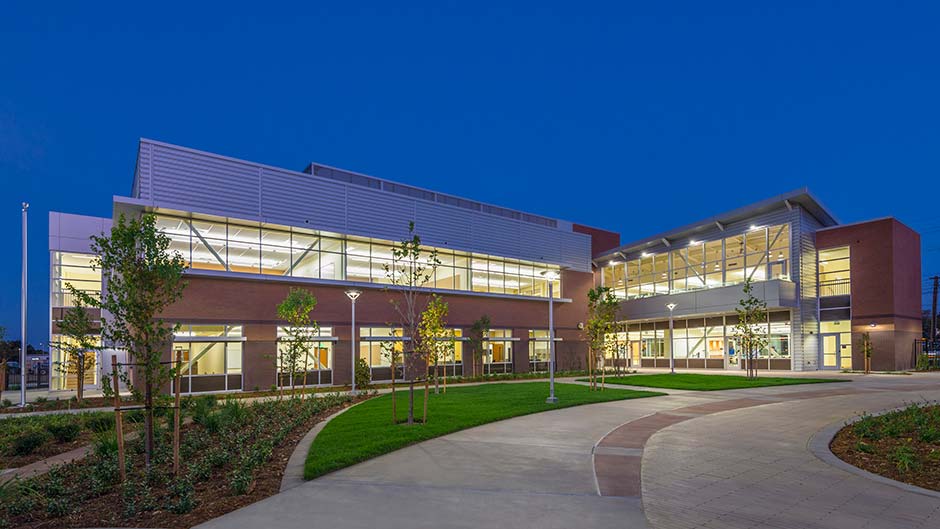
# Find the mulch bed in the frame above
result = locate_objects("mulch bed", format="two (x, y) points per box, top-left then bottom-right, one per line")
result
(1, 433), (94, 470)
(14, 396), (363, 529)
(830, 413), (940, 493)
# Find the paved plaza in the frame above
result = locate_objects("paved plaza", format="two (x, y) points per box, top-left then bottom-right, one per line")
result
(197, 372), (940, 529)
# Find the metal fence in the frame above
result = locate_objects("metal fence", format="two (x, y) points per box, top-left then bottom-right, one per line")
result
(2, 366), (50, 390)
(913, 340), (940, 370)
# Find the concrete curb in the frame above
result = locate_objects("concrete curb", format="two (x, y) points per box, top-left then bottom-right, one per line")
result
(808, 406), (940, 500)
(278, 399), (366, 492)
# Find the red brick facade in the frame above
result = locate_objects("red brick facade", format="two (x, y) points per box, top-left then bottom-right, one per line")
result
(815, 218), (922, 370)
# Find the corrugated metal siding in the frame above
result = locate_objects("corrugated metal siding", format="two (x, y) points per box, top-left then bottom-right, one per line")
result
(135, 139), (592, 271)
(415, 202), (474, 249)
(795, 207), (823, 371)
(133, 142), (152, 199)
(260, 166), (347, 233)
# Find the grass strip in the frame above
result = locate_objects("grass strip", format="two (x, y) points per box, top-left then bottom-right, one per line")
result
(305, 381), (662, 479)
(585, 373), (847, 391)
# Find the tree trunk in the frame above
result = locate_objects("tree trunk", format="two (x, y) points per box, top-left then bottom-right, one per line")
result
(76, 361), (84, 403)
(144, 379), (154, 468)
(408, 379), (415, 424)
(0, 363), (5, 403)
(390, 357), (397, 424)
(301, 353), (309, 401)
(423, 368), (430, 423)
(434, 356), (439, 395)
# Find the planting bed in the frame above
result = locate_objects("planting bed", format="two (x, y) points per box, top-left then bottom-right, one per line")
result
(831, 403), (940, 492)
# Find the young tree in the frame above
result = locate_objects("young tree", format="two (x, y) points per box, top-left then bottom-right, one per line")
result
(419, 295), (451, 404)
(467, 315), (491, 378)
(56, 300), (100, 403)
(586, 286), (618, 390)
(732, 278), (768, 380)
(383, 222), (439, 425)
(861, 331), (873, 374)
(72, 213), (187, 468)
(276, 288), (319, 399)
(380, 339), (402, 423)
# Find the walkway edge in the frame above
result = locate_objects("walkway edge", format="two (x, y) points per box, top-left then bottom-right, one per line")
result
(279, 399), (366, 492)
(808, 407), (940, 500)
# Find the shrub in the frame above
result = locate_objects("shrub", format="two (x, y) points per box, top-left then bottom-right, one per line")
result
(1, 399), (11, 408)
(45, 497), (71, 517)
(920, 426), (940, 444)
(92, 431), (118, 458)
(46, 421), (81, 443)
(34, 396), (48, 404)
(219, 398), (248, 425)
(83, 413), (115, 433)
(355, 357), (371, 389)
(230, 466), (253, 495)
(166, 479), (196, 514)
(889, 445), (919, 473)
(855, 441), (875, 454)
(11, 429), (50, 456)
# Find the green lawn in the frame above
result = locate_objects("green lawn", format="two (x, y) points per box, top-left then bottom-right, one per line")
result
(587, 373), (847, 391)
(305, 382), (663, 479)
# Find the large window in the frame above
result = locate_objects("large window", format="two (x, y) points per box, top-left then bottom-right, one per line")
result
(484, 329), (513, 365)
(155, 214), (561, 298)
(51, 252), (101, 307)
(604, 224), (791, 300)
(277, 326), (333, 387)
(49, 334), (101, 390)
(360, 327), (405, 368)
(172, 324), (244, 393)
(818, 246), (850, 297)
(529, 330), (551, 371)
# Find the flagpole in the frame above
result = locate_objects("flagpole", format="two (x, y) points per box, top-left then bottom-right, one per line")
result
(20, 202), (29, 407)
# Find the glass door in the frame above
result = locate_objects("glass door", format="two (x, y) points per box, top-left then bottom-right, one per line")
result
(822, 333), (840, 369)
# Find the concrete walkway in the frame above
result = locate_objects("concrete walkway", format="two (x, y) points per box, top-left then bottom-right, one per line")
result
(196, 373), (940, 529)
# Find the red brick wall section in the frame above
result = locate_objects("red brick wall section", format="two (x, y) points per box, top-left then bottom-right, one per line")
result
(573, 224), (621, 258)
(156, 269), (593, 389)
(816, 218), (922, 370)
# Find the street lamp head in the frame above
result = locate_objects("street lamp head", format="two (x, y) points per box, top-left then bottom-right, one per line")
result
(22, 202), (29, 211)
(666, 303), (677, 311)
(541, 270), (560, 281)
(345, 289), (361, 302)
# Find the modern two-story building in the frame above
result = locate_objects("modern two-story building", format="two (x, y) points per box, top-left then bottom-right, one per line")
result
(48, 139), (922, 394)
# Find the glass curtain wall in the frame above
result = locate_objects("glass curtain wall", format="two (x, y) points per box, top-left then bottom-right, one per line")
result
(603, 224), (790, 299)
(818, 247), (850, 297)
(155, 214), (560, 298)
(51, 252), (101, 307)
(630, 312), (791, 369)
(172, 324), (243, 393)
(276, 326), (334, 387)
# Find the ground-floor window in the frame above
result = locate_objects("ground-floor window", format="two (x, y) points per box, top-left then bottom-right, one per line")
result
(276, 326), (334, 387)
(49, 334), (100, 390)
(624, 312), (791, 368)
(172, 324), (244, 393)
(529, 330), (551, 371)
(484, 329), (513, 373)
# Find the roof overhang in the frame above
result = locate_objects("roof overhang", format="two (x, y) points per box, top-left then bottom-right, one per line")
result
(596, 188), (839, 260)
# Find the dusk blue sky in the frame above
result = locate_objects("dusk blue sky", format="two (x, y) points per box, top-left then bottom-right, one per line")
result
(2, 1), (938, 346)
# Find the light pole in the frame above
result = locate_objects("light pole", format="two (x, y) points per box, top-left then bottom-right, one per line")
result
(20, 202), (28, 406)
(345, 289), (361, 396)
(666, 303), (677, 375)
(542, 270), (559, 404)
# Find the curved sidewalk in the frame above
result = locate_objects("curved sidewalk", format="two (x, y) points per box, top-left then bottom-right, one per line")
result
(642, 382), (940, 529)
(196, 374), (940, 529)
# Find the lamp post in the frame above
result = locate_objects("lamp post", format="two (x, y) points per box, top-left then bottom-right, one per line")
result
(666, 303), (677, 375)
(20, 202), (28, 406)
(542, 270), (559, 404)
(345, 289), (361, 396)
